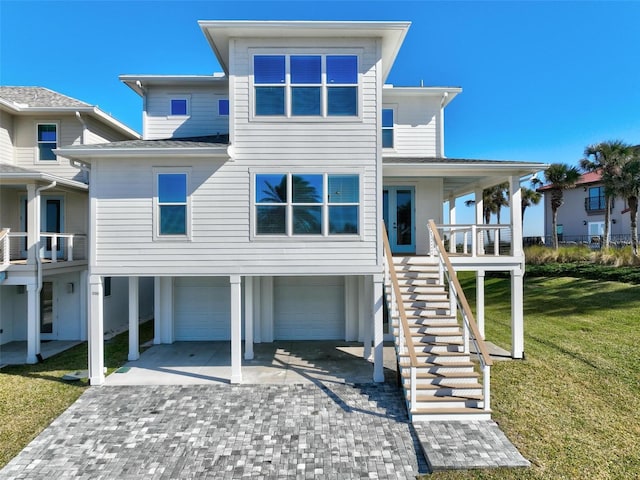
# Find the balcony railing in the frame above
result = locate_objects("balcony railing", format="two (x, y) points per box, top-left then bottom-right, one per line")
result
(585, 195), (606, 213)
(430, 224), (514, 257)
(1, 229), (87, 268)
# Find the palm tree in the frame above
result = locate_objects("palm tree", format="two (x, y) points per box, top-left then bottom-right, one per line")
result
(259, 175), (321, 234)
(608, 150), (640, 255)
(580, 140), (634, 248)
(464, 182), (509, 243)
(521, 186), (542, 222)
(544, 163), (581, 250)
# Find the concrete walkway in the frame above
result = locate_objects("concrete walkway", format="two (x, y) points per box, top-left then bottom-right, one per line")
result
(0, 341), (82, 367)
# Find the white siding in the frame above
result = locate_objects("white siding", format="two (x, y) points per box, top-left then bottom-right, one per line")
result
(174, 276), (231, 340)
(0, 110), (15, 164)
(91, 36), (382, 277)
(144, 84), (229, 140)
(83, 116), (133, 144)
(382, 93), (441, 157)
(274, 276), (345, 340)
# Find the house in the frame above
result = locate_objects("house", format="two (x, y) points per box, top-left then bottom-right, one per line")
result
(57, 21), (545, 420)
(0, 87), (153, 364)
(538, 171), (632, 247)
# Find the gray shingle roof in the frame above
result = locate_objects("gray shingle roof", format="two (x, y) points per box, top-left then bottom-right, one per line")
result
(61, 134), (230, 150)
(0, 86), (90, 108)
(0, 162), (39, 175)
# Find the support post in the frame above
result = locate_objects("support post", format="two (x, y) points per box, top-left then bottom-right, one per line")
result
(474, 188), (485, 255)
(476, 270), (485, 338)
(26, 184), (38, 265)
(88, 275), (105, 385)
(230, 275), (242, 383)
(79, 270), (88, 341)
(511, 269), (525, 359)
(510, 175), (524, 257)
(448, 194), (457, 253)
(26, 282), (39, 364)
(362, 275), (372, 360)
(160, 277), (174, 344)
(244, 276), (254, 360)
(373, 274), (384, 383)
(128, 276), (139, 361)
(153, 277), (161, 345)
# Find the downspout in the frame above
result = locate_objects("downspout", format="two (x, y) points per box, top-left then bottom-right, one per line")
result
(439, 92), (449, 158)
(75, 111), (88, 144)
(136, 81), (148, 140)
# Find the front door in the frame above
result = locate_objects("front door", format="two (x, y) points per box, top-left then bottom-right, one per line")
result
(383, 186), (415, 254)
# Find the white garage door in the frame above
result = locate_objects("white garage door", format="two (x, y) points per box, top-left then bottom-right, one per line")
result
(174, 277), (230, 341)
(274, 276), (345, 340)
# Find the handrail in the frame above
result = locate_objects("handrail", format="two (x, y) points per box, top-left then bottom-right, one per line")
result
(382, 222), (419, 369)
(428, 220), (493, 368)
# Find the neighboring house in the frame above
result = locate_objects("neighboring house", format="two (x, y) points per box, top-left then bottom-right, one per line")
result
(538, 171), (632, 246)
(58, 21), (544, 420)
(0, 87), (153, 364)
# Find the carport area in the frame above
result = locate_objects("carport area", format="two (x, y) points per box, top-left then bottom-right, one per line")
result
(105, 340), (398, 386)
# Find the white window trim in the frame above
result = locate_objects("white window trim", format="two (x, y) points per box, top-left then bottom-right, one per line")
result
(249, 48), (363, 123)
(168, 95), (191, 118)
(250, 168), (363, 241)
(152, 167), (192, 241)
(382, 105), (397, 151)
(35, 121), (60, 164)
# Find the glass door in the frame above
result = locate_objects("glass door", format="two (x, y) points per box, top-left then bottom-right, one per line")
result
(40, 281), (55, 339)
(383, 186), (415, 254)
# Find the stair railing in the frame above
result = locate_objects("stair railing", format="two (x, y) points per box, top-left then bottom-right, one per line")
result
(382, 222), (419, 412)
(428, 219), (493, 411)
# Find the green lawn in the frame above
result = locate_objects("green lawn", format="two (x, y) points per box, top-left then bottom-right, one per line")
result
(0, 321), (154, 468)
(427, 274), (640, 479)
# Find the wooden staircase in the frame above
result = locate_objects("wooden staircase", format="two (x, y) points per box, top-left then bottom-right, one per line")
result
(388, 256), (492, 422)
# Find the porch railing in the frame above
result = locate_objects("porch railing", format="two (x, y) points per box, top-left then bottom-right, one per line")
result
(427, 219), (493, 411)
(430, 223), (513, 257)
(382, 222), (420, 412)
(2, 231), (87, 264)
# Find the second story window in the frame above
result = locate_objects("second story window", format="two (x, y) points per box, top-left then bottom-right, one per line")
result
(382, 109), (394, 148)
(219, 99), (229, 116)
(170, 98), (189, 116)
(37, 123), (57, 161)
(253, 54), (358, 118)
(586, 186), (606, 212)
(155, 171), (190, 239)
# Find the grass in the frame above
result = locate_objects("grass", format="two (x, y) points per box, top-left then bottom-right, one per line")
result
(424, 274), (640, 479)
(0, 321), (153, 468)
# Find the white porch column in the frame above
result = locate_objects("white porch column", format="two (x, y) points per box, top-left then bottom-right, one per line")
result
(128, 276), (139, 361)
(244, 276), (254, 360)
(361, 275), (372, 360)
(88, 275), (105, 385)
(26, 282), (39, 364)
(253, 277), (262, 343)
(448, 194), (457, 254)
(476, 270), (485, 338)
(509, 175), (524, 257)
(373, 273), (384, 383)
(260, 276), (274, 343)
(511, 269), (525, 359)
(153, 277), (162, 345)
(474, 188), (485, 255)
(230, 275), (242, 383)
(26, 184), (38, 265)
(79, 270), (88, 341)
(344, 276), (359, 341)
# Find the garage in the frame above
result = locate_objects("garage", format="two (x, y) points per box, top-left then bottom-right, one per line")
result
(174, 277), (231, 340)
(274, 276), (345, 340)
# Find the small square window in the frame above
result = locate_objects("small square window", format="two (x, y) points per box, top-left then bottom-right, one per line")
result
(219, 99), (229, 116)
(170, 99), (188, 116)
(254, 55), (286, 84)
(382, 108), (394, 148)
(327, 56), (358, 84)
(327, 87), (357, 116)
(37, 124), (57, 161)
(291, 56), (321, 84)
(255, 87), (285, 116)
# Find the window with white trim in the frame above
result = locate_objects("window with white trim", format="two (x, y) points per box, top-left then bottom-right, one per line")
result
(37, 123), (58, 161)
(253, 54), (359, 118)
(155, 171), (190, 239)
(255, 173), (360, 236)
(382, 108), (394, 148)
(170, 98), (189, 116)
(219, 99), (229, 116)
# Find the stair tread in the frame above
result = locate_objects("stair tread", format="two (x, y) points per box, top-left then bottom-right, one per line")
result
(411, 407), (491, 415)
(407, 393), (484, 401)
(412, 383), (483, 390)
(401, 370), (480, 379)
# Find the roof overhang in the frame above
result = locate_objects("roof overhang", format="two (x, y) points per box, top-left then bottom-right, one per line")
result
(120, 74), (228, 97)
(0, 99), (140, 140)
(199, 20), (411, 82)
(54, 146), (230, 161)
(0, 168), (87, 191)
(382, 86), (462, 107)
(383, 157), (547, 198)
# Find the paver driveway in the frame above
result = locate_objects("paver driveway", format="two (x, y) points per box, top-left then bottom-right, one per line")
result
(1, 382), (428, 479)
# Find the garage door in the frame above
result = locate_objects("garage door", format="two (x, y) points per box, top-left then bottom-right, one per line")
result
(274, 276), (345, 340)
(174, 277), (230, 340)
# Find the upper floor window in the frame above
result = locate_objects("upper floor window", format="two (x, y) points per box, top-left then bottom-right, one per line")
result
(253, 54), (358, 118)
(586, 186), (606, 212)
(254, 172), (360, 236)
(219, 99), (229, 116)
(170, 98), (189, 116)
(155, 171), (190, 239)
(37, 123), (57, 161)
(382, 109), (394, 148)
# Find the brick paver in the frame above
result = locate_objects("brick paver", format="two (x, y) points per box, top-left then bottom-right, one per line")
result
(1, 383), (428, 479)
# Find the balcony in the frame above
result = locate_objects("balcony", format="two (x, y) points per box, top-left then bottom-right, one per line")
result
(431, 224), (514, 258)
(585, 195), (606, 214)
(0, 228), (87, 271)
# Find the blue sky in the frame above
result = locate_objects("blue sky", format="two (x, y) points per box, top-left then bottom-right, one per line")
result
(2, 0), (640, 235)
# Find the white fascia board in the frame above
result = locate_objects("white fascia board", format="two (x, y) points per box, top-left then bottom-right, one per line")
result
(0, 172), (88, 190)
(382, 86), (462, 106)
(120, 75), (228, 97)
(384, 161), (547, 176)
(55, 147), (230, 160)
(199, 20), (411, 81)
